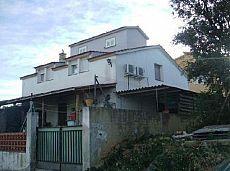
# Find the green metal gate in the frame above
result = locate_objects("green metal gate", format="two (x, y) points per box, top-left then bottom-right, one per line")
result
(37, 127), (82, 164)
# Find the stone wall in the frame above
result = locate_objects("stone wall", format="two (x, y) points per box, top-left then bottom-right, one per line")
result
(82, 107), (188, 168)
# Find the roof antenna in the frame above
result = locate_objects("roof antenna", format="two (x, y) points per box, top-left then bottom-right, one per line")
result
(62, 49), (64, 53)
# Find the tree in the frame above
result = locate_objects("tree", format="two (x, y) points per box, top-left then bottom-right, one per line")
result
(171, 0), (230, 94)
(171, 0), (230, 125)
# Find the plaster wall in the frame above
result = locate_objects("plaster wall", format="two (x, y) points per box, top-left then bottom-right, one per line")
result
(83, 107), (188, 168)
(70, 29), (147, 56)
(116, 47), (189, 92)
(22, 56), (116, 97)
(0, 152), (27, 171)
(127, 29), (147, 49)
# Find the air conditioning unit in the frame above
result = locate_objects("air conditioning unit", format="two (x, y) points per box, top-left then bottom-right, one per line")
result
(124, 64), (135, 76)
(136, 67), (144, 77)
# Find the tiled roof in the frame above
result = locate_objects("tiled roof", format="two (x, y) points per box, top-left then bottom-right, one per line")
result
(34, 62), (65, 69)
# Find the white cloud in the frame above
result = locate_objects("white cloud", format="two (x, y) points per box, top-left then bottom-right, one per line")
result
(0, 80), (21, 100)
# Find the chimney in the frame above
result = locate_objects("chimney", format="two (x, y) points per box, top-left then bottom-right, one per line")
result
(59, 49), (66, 62)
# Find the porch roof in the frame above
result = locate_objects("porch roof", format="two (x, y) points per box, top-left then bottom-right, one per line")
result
(116, 84), (195, 96)
(0, 83), (116, 106)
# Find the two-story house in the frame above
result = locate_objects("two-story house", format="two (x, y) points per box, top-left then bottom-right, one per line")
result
(2, 26), (192, 127)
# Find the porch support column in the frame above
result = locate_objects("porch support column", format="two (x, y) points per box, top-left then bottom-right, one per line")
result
(41, 98), (45, 127)
(163, 90), (168, 111)
(155, 88), (159, 113)
(75, 93), (80, 124)
(26, 101), (38, 171)
(82, 107), (91, 170)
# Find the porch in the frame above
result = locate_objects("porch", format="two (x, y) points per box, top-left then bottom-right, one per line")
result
(116, 84), (196, 115)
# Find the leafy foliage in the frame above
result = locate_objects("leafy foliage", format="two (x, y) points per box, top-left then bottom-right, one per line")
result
(90, 135), (229, 171)
(171, 0), (230, 94)
(186, 92), (230, 132)
(171, 0), (230, 127)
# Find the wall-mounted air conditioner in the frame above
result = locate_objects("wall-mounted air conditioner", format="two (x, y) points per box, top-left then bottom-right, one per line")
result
(136, 67), (144, 77)
(124, 64), (135, 76)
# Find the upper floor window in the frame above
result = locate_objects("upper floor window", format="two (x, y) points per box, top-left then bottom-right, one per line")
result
(105, 37), (116, 48)
(71, 64), (78, 75)
(154, 64), (163, 81)
(79, 58), (89, 73)
(78, 46), (87, 54)
(45, 68), (53, 81)
(37, 73), (45, 83)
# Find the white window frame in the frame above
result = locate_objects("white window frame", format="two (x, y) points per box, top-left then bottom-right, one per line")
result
(71, 64), (78, 75)
(78, 46), (87, 54)
(105, 37), (116, 48)
(154, 64), (163, 81)
(79, 58), (89, 73)
(37, 73), (45, 83)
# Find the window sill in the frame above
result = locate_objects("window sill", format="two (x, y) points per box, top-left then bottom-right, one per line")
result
(155, 79), (164, 82)
(46, 79), (53, 81)
(104, 44), (116, 49)
(68, 73), (78, 76)
(79, 70), (89, 73)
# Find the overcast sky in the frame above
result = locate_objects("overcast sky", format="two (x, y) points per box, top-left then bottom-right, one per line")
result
(0, 0), (189, 100)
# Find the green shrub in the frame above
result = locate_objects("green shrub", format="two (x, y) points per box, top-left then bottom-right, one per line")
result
(92, 135), (229, 171)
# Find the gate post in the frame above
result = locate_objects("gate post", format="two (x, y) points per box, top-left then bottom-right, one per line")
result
(26, 101), (38, 171)
(82, 107), (91, 170)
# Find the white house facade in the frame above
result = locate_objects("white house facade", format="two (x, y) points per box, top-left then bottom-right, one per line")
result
(17, 26), (191, 127)
(69, 26), (149, 56)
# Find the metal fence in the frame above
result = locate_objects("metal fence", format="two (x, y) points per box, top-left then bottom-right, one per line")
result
(37, 126), (82, 164)
(0, 132), (26, 153)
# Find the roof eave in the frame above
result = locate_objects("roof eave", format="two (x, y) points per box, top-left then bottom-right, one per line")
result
(69, 26), (149, 47)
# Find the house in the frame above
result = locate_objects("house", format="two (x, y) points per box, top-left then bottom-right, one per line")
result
(0, 26), (196, 171)
(2, 26), (192, 128)
(175, 52), (208, 93)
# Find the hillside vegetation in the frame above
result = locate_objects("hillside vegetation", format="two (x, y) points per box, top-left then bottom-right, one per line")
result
(91, 135), (229, 171)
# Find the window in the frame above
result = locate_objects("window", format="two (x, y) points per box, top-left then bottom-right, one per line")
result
(40, 74), (44, 82)
(79, 58), (89, 73)
(37, 73), (45, 83)
(105, 37), (116, 48)
(78, 46), (87, 54)
(154, 64), (163, 81)
(45, 68), (53, 81)
(71, 64), (78, 74)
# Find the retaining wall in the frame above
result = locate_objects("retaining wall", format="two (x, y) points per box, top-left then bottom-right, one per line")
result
(82, 107), (189, 169)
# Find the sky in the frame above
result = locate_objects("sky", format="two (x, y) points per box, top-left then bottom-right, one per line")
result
(0, 0), (189, 100)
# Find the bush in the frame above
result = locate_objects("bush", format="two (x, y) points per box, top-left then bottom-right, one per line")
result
(92, 135), (229, 171)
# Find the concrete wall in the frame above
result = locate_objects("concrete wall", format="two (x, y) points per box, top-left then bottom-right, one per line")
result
(127, 29), (147, 49)
(0, 110), (38, 171)
(0, 151), (27, 171)
(70, 29), (147, 56)
(116, 47), (189, 92)
(22, 56), (116, 97)
(82, 107), (188, 168)
(115, 95), (156, 111)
